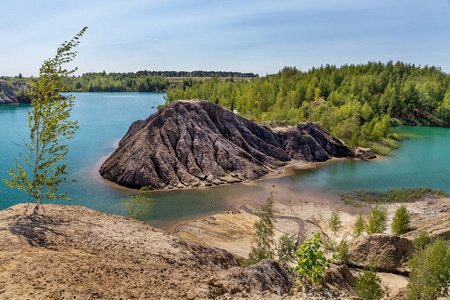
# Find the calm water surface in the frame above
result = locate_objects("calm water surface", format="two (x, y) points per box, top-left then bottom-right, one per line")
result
(1, 93), (449, 228)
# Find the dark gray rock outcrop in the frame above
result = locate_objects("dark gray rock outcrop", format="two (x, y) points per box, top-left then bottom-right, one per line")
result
(0, 81), (31, 104)
(100, 99), (353, 189)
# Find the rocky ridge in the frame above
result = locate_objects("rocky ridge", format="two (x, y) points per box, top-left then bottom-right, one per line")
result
(0, 80), (30, 104)
(100, 99), (353, 189)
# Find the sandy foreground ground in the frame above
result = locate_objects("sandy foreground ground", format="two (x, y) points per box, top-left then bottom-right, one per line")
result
(0, 194), (447, 299)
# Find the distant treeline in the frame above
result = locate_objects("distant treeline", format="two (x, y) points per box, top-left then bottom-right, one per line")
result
(165, 61), (450, 155)
(63, 70), (256, 92)
(136, 70), (257, 78)
(65, 72), (170, 92)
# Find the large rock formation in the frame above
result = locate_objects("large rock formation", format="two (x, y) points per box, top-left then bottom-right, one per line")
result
(100, 99), (353, 189)
(347, 234), (413, 274)
(0, 80), (31, 104)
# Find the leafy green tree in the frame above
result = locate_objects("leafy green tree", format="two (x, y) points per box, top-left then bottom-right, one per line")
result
(391, 204), (410, 235)
(4, 27), (87, 214)
(290, 233), (335, 285)
(246, 193), (276, 265)
(365, 205), (388, 234)
(354, 263), (385, 300)
(122, 186), (155, 221)
(406, 237), (450, 300)
(276, 233), (298, 264)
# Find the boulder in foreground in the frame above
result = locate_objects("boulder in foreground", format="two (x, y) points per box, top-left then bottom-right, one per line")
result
(347, 234), (413, 274)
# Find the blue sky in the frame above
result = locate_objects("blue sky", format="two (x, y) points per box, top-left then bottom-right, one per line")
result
(1, 0), (450, 76)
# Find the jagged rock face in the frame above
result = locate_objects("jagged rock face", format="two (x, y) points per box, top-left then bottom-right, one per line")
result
(100, 100), (353, 189)
(0, 81), (30, 104)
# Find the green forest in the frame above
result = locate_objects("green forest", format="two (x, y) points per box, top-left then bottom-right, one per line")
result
(64, 72), (171, 92)
(61, 70), (256, 92)
(164, 61), (450, 155)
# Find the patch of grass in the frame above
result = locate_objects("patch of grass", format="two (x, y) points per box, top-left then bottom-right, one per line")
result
(367, 141), (394, 156)
(380, 137), (400, 149)
(340, 187), (448, 206)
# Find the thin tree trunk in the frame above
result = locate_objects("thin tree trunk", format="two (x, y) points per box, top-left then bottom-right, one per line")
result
(34, 189), (41, 214)
(34, 199), (40, 214)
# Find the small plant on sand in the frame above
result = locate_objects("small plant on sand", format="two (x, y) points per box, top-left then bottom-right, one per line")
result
(290, 233), (335, 286)
(246, 193), (276, 265)
(365, 205), (388, 234)
(323, 236), (337, 251)
(391, 204), (410, 235)
(329, 209), (343, 234)
(353, 212), (366, 237)
(325, 209), (344, 250)
(354, 263), (385, 300)
(276, 233), (298, 264)
(122, 186), (155, 221)
(335, 237), (349, 265)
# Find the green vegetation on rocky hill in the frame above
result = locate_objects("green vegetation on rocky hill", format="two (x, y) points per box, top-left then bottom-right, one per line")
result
(165, 61), (450, 154)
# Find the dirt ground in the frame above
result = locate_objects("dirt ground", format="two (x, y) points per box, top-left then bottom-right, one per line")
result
(175, 196), (450, 299)
(0, 203), (356, 300)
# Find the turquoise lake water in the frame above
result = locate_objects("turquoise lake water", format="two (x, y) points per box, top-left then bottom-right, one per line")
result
(1, 93), (449, 227)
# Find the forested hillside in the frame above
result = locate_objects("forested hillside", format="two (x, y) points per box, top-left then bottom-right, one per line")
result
(165, 61), (450, 154)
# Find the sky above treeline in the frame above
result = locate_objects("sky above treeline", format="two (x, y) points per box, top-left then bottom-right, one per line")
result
(2, 0), (450, 77)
